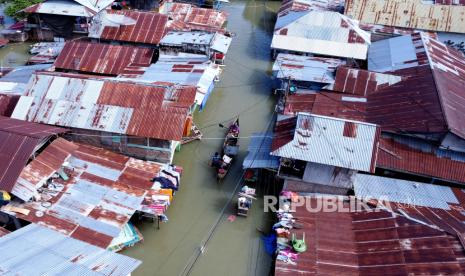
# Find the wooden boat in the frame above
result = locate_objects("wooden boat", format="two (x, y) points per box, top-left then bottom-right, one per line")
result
(210, 118), (240, 180)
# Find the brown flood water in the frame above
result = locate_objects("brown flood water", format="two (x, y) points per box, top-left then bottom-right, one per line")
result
(123, 1), (281, 275)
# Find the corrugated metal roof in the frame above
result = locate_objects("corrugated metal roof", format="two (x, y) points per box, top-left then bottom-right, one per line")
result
(377, 134), (465, 183)
(242, 133), (280, 169)
(354, 174), (459, 209)
(275, 195), (465, 276)
(120, 60), (220, 106)
(11, 72), (196, 141)
(161, 2), (227, 33)
(368, 34), (427, 72)
(345, 0), (465, 33)
(54, 41), (154, 76)
(74, 0), (114, 12)
(0, 94), (20, 117)
(331, 67), (402, 96)
(0, 64), (53, 84)
(272, 9), (370, 59)
(271, 113), (380, 172)
(283, 92), (367, 124)
(9, 138), (162, 248)
(160, 31), (215, 45)
(0, 116), (67, 192)
(367, 33), (465, 140)
(0, 227), (9, 237)
(272, 54), (345, 83)
(0, 224), (141, 275)
(89, 10), (169, 45)
(210, 33), (232, 53)
(23, 0), (96, 17)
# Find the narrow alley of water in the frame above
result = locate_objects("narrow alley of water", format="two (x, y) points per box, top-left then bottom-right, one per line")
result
(123, 1), (281, 275)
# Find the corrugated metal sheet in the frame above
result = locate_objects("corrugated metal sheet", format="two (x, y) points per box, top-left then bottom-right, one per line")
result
(272, 9), (370, 59)
(271, 113), (380, 172)
(54, 41), (154, 76)
(162, 2), (227, 33)
(22, 0), (96, 17)
(89, 10), (169, 45)
(345, 0), (465, 33)
(0, 227), (9, 237)
(354, 174), (459, 209)
(210, 33), (232, 54)
(0, 64), (53, 84)
(283, 92), (367, 122)
(160, 31), (215, 45)
(10, 138), (162, 248)
(74, 0), (114, 12)
(275, 195), (465, 276)
(11, 73), (196, 141)
(367, 33), (465, 140)
(0, 224), (141, 275)
(368, 34), (427, 72)
(0, 116), (67, 192)
(331, 67), (402, 96)
(242, 133), (280, 169)
(378, 135), (465, 183)
(272, 53), (345, 83)
(0, 94), (20, 117)
(121, 60), (220, 106)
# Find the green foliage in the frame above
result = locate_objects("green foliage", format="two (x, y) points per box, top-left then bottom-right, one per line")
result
(4, 0), (43, 20)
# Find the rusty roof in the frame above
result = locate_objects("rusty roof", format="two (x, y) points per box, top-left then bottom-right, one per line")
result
(377, 134), (465, 184)
(162, 2), (227, 33)
(344, 0), (465, 33)
(0, 227), (9, 237)
(0, 116), (67, 193)
(89, 10), (169, 45)
(331, 66), (402, 96)
(9, 138), (162, 248)
(283, 92), (367, 121)
(366, 33), (465, 140)
(275, 195), (465, 276)
(54, 41), (154, 76)
(11, 73), (196, 141)
(271, 113), (380, 172)
(0, 94), (20, 117)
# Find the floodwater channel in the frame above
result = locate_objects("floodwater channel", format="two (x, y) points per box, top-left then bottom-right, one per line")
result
(124, 1), (281, 275)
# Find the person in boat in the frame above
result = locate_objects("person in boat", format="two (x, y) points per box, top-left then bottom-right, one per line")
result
(230, 122), (239, 135)
(211, 152), (222, 168)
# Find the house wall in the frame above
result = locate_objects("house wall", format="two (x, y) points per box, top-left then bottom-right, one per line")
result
(65, 128), (175, 164)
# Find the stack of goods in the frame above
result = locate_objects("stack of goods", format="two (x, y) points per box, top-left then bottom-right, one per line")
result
(107, 223), (144, 252)
(272, 191), (306, 265)
(140, 165), (182, 222)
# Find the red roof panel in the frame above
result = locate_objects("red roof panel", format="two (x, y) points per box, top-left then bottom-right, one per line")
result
(275, 196), (465, 276)
(99, 10), (169, 45)
(54, 41), (154, 76)
(0, 116), (67, 192)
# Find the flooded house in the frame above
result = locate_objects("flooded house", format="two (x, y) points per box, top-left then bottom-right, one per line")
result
(118, 56), (222, 110)
(159, 31), (232, 63)
(23, 0), (115, 41)
(10, 72), (197, 164)
(272, 53), (345, 93)
(0, 224), (142, 275)
(275, 189), (465, 275)
(271, 0), (370, 60)
(159, 0), (228, 33)
(2, 138), (173, 247)
(271, 113), (380, 194)
(53, 41), (155, 76)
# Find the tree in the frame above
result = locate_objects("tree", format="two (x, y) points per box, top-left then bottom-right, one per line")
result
(3, 0), (43, 20)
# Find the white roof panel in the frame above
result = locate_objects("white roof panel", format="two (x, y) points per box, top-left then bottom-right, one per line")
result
(271, 113), (379, 172)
